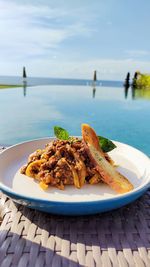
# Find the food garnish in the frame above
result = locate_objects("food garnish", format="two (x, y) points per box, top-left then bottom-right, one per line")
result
(54, 126), (70, 140)
(20, 124), (133, 194)
(54, 125), (116, 152)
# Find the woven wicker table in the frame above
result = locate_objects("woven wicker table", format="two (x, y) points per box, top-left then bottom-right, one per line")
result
(0, 148), (150, 267)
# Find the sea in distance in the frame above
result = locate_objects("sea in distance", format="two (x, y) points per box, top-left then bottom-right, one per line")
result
(0, 75), (123, 87)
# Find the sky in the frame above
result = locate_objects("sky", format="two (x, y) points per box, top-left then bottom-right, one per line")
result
(0, 0), (150, 80)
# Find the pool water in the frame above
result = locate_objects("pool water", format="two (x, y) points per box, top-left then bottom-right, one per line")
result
(0, 85), (150, 155)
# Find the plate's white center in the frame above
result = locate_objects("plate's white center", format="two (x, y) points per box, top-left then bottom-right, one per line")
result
(12, 154), (142, 202)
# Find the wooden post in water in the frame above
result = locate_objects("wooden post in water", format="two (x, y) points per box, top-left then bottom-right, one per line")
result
(132, 71), (138, 88)
(124, 72), (130, 85)
(23, 66), (27, 97)
(124, 72), (130, 99)
(92, 70), (97, 86)
(23, 66), (27, 79)
(92, 70), (97, 98)
(93, 70), (97, 82)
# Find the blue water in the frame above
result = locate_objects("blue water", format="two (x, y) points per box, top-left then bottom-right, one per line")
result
(0, 84), (150, 156)
(0, 75), (123, 87)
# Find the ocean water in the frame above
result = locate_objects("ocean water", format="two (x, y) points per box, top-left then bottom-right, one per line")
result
(0, 75), (123, 87)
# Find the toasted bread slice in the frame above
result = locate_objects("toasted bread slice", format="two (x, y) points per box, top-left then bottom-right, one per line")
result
(82, 124), (134, 194)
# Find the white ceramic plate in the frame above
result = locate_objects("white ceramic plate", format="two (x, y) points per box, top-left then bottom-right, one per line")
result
(0, 138), (150, 215)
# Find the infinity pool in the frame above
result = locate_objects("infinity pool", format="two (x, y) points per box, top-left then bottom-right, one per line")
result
(0, 85), (150, 155)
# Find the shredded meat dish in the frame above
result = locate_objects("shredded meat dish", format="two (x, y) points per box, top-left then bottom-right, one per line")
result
(21, 138), (111, 190)
(20, 123), (134, 194)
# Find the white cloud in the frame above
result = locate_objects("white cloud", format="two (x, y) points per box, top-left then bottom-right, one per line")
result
(1, 56), (150, 80)
(0, 0), (93, 61)
(1, 30), (150, 82)
(125, 50), (150, 57)
(0, 0), (150, 80)
(4, 57), (148, 80)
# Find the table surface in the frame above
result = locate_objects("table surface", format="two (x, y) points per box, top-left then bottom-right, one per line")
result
(0, 147), (150, 267)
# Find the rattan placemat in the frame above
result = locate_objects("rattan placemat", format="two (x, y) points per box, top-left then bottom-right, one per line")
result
(0, 191), (150, 267)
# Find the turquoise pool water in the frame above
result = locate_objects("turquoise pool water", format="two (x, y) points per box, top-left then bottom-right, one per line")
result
(0, 85), (150, 155)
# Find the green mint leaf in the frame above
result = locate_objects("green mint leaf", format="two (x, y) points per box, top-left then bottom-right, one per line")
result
(54, 126), (70, 140)
(98, 136), (116, 152)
